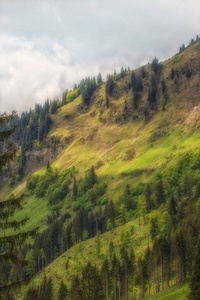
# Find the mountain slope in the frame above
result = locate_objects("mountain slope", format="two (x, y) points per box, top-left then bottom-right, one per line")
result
(2, 39), (200, 300)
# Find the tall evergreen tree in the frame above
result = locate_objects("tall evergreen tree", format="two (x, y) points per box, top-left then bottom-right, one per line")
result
(151, 57), (159, 74)
(188, 240), (200, 299)
(0, 112), (38, 294)
(97, 73), (103, 84)
(57, 280), (68, 300)
(78, 262), (104, 300)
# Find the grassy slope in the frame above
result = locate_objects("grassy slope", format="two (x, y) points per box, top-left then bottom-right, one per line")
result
(19, 218), (149, 298)
(3, 41), (200, 230)
(145, 283), (189, 300)
(2, 40), (200, 298)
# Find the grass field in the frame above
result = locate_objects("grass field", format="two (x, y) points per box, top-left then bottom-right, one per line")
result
(145, 283), (189, 300)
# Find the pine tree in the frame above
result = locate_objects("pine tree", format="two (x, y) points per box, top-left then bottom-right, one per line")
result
(72, 176), (77, 199)
(145, 184), (152, 213)
(131, 71), (137, 91)
(188, 240), (200, 299)
(120, 66), (125, 78)
(97, 73), (103, 84)
(106, 75), (114, 96)
(170, 68), (175, 80)
(78, 262), (104, 300)
(0, 112), (38, 294)
(57, 280), (68, 300)
(141, 66), (146, 78)
(151, 57), (159, 74)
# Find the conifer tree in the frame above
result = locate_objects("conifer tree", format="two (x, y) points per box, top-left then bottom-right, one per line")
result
(170, 68), (175, 80)
(188, 240), (200, 299)
(106, 75), (114, 96)
(97, 72), (103, 84)
(72, 176), (77, 199)
(57, 280), (68, 300)
(0, 112), (38, 294)
(151, 57), (159, 74)
(131, 71), (137, 91)
(78, 262), (104, 300)
(145, 184), (152, 213)
(141, 66), (146, 78)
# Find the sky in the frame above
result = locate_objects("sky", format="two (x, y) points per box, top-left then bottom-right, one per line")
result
(0, 0), (200, 114)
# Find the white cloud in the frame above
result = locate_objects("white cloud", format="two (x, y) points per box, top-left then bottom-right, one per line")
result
(0, 34), (100, 113)
(0, 0), (200, 113)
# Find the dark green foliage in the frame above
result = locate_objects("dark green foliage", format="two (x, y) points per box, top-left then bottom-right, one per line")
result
(57, 280), (68, 300)
(47, 179), (69, 206)
(18, 143), (26, 176)
(49, 100), (58, 114)
(0, 112), (16, 170)
(62, 89), (68, 105)
(133, 92), (139, 109)
(79, 77), (96, 106)
(97, 72), (102, 84)
(78, 262), (104, 300)
(151, 57), (159, 74)
(46, 161), (50, 170)
(190, 39), (195, 46)
(141, 66), (146, 78)
(40, 276), (53, 300)
(121, 184), (136, 211)
(188, 241), (200, 299)
(169, 195), (177, 216)
(149, 217), (159, 240)
(78, 166), (98, 196)
(24, 276), (53, 300)
(155, 179), (165, 207)
(161, 79), (166, 93)
(145, 184), (152, 213)
(186, 70), (192, 78)
(120, 66), (125, 78)
(34, 167), (58, 198)
(136, 77), (143, 92)
(131, 71), (137, 91)
(72, 176), (77, 199)
(148, 75), (157, 107)
(24, 286), (39, 300)
(70, 275), (80, 300)
(8, 101), (52, 157)
(0, 113), (38, 293)
(26, 173), (39, 190)
(180, 44), (185, 52)
(106, 75), (114, 96)
(171, 68), (175, 80)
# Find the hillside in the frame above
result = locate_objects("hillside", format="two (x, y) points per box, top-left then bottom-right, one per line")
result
(1, 39), (200, 299)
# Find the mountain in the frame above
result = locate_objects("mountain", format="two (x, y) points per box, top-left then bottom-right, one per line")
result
(1, 38), (200, 300)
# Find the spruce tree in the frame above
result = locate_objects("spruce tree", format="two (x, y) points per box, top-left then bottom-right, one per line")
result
(0, 112), (38, 294)
(97, 72), (103, 84)
(78, 262), (104, 300)
(72, 176), (77, 199)
(151, 57), (159, 74)
(188, 240), (200, 299)
(57, 280), (68, 300)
